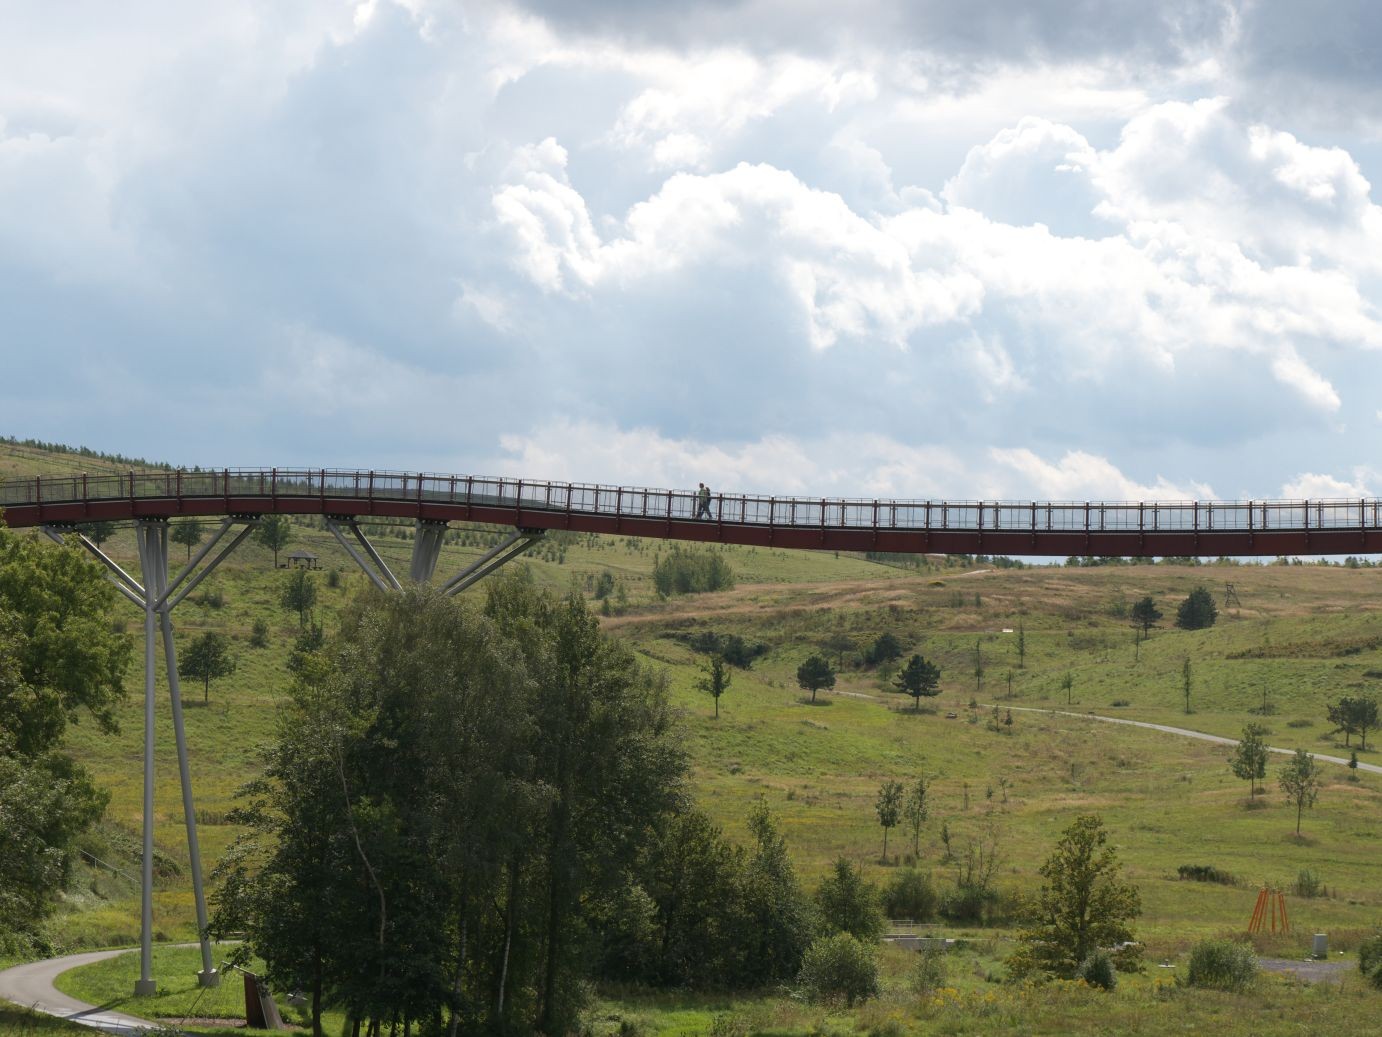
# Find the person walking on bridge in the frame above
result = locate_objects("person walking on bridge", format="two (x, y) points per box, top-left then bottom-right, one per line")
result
(696, 482), (713, 520)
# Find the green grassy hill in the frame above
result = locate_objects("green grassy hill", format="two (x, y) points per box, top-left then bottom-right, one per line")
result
(7, 440), (1382, 1035)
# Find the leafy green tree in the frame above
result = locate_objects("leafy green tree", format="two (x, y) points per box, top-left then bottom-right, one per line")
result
(864, 632), (903, 667)
(179, 631), (235, 703)
(903, 775), (930, 858)
(699, 652), (732, 718)
(77, 520), (117, 547)
(254, 514), (293, 568)
(815, 857), (884, 942)
(1130, 596), (1162, 637)
(1061, 671), (1074, 705)
(875, 779), (903, 861)
(281, 569), (318, 628)
(894, 654), (941, 710)
(652, 547), (734, 595)
(1175, 586), (1218, 630)
(1016, 622), (1026, 669)
(0, 523), (125, 951)
(821, 632), (854, 669)
(796, 933), (879, 1007)
(1327, 694), (1380, 750)
(1231, 723), (1268, 797)
(0, 526), (131, 756)
(1011, 815), (1141, 979)
(171, 518), (205, 561)
(741, 801), (817, 985)
(796, 655), (836, 704)
(1278, 749), (1321, 836)
(1182, 657), (1193, 714)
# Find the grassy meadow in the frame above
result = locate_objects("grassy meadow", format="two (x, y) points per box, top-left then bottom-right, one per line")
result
(6, 441), (1382, 1034)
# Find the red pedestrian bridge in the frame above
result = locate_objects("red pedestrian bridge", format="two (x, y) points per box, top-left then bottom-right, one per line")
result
(4, 466), (1382, 557)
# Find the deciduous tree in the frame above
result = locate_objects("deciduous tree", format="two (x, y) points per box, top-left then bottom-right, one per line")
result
(281, 569), (318, 628)
(171, 518), (205, 561)
(1011, 815), (1141, 979)
(179, 631), (235, 703)
(699, 653), (732, 718)
(254, 514), (293, 568)
(1278, 749), (1321, 836)
(903, 776), (930, 858)
(875, 779), (903, 861)
(1231, 723), (1268, 797)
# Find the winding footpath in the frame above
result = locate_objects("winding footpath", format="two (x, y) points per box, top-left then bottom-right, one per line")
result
(0, 949), (156, 1035)
(991, 704), (1382, 774)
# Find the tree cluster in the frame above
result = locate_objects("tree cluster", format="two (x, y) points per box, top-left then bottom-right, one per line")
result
(213, 575), (813, 1036)
(651, 547), (734, 596)
(1326, 694), (1379, 750)
(0, 521), (128, 952)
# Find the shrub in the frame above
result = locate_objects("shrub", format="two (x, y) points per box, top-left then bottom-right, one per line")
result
(1357, 933), (1382, 986)
(911, 946), (948, 995)
(1291, 868), (1324, 898)
(1077, 949), (1117, 991)
(882, 869), (937, 922)
(249, 619), (270, 649)
(652, 547), (734, 596)
(816, 858), (884, 942)
(1177, 864), (1235, 885)
(797, 933), (880, 1007)
(1184, 939), (1257, 991)
(326, 567), (342, 589)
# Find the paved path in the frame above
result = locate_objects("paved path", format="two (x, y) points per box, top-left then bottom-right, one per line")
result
(0, 949), (157, 1035)
(987, 704), (1382, 774)
(1258, 956), (1353, 983)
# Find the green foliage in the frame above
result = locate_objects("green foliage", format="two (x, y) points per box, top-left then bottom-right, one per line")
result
(1130, 596), (1162, 635)
(253, 514), (293, 567)
(679, 630), (767, 667)
(796, 933), (879, 1007)
(862, 632), (902, 667)
(214, 578), (687, 1036)
(171, 519), (204, 561)
(1011, 815), (1141, 979)
(796, 655), (836, 703)
(1230, 723), (1268, 796)
(1291, 868), (1324, 898)
(698, 653), (732, 718)
(1358, 933), (1382, 988)
(1326, 694), (1379, 749)
(178, 630), (235, 703)
(815, 857), (883, 942)
(893, 654), (941, 709)
(594, 569), (616, 599)
(249, 618), (270, 649)
(875, 779), (903, 859)
(280, 568), (317, 627)
(902, 775), (930, 858)
(1184, 939), (1257, 991)
(0, 527), (131, 756)
(1077, 948), (1117, 990)
(1278, 748), (1321, 835)
(821, 632), (854, 668)
(1177, 864), (1235, 885)
(652, 547), (734, 596)
(910, 945), (948, 996)
(881, 868), (937, 921)
(1175, 586), (1218, 630)
(0, 740), (108, 954)
(77, 520), (117, 547)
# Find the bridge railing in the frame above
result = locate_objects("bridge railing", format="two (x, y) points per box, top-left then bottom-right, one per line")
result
(4, 468), (1381, 537)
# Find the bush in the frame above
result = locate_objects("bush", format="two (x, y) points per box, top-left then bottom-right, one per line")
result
(911, 946), (948, 995)
(1077, 949), (1117, 991)
(1184, 939), (1257, 991)
(882, 869), (937, 922)
(1175, 587), (1218, 630)
(1291, 868), (1324, 898)
(1358, 933), (1382, 987)
(326, 568), (341, 589)
(1177, 864), (1236, 885)
(797, 933), (880, 1007)
(249, 619), (270, 649)
(652, 547), (734, 596)
(816, 858), (884, 942)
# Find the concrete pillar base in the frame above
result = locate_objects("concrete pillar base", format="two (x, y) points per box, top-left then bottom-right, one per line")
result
(133, 979), (158, 997)
(198, 969), (221, 988)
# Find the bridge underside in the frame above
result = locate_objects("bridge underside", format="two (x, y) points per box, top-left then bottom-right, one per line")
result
(8, 494), (1382, 557)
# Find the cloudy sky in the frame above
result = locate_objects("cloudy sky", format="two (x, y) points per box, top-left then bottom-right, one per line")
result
(3, 0), (1382, 503)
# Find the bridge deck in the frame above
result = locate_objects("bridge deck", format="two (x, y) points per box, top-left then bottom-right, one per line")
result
(3, 468), (1381, 557)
